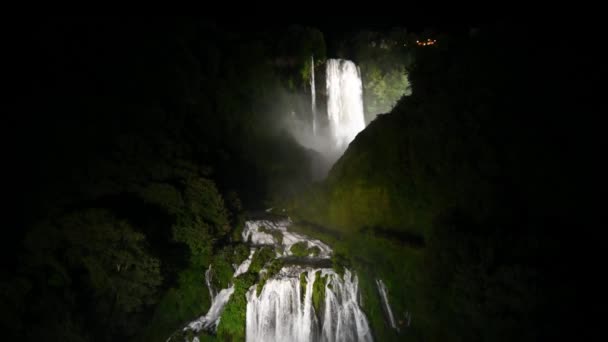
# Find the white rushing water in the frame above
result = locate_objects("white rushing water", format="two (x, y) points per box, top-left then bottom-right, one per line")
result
(311, 55), (317, 136)
(178, 217), (373, 341)
(244, 218), (372, 342)
(184, 248), (255, 333)
(234, 249), (256, 278)
(205, 264), (216, 301)
(375, 279), (398, 331)
(246, 267), (372, 342)
(326, 59), (366, 151)
(242, 219), (332, 258)
(187, 285), (235, 332)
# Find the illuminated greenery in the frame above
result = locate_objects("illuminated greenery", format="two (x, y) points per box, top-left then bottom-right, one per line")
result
(286, 30), (554, 341)
(289, 241), (320, 257)
(311, 271), (328, 317)
(249, 247), (276, 274)
(256, 258), (284, 295)
(216, 272), (257, 342)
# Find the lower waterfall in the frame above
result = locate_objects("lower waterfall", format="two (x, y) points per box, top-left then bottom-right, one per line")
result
(246, 267), (372, 342)
(175, 216), (381, 341)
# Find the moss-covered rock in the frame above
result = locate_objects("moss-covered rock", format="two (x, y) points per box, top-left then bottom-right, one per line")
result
(232, 244), (250, 266)
(289, 241), (309, 257)
(216, 272), (257, 342)
(311, 271), (328, 317)
(249, 247), (275, 274)
(256, 258), (284, 296)
(289, 241), (320, 257)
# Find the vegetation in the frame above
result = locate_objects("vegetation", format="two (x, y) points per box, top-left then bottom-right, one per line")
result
(311, 271), (328, 317)
(289, 241), (321, 257)
(256, 258), (284, 295)
(216, 272), (257, 342)
(3, 18), (579, 342)
(3, 17), (329, 342)
(286, 27), (574, 341)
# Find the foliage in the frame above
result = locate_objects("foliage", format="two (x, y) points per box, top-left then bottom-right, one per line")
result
(311, 271), (328, 317)
(5, 18), (331, 342)
(331, 252), (350, 277)
(211, 246), (238, 290)
(289, 241), (320, 257)
(139, 267), (212, 342)
(248, 247), (276, 274)
(345, 28), (414, 122)
(173, 177), (230, 265)
(286, 29), (566, 341)
(216, 272), (257, 342)
(256, 258), (284, 295)
(18, 209), (163, 340)
(289, 241), (309, 257)
(232, 244), (251, 266)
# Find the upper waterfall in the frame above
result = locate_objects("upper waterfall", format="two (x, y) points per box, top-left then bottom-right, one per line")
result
(326, 59), (365, 151)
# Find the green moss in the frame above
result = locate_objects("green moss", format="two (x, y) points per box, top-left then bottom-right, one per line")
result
(216, 272), (257, 342)
(139, 267), (211, 342)
(308, 246), (321, 257)
(289, 241), (320, 257)
(256, 258), (284, 296)
(249, 247), (275, 274)
(273, 220), (425, 341)
(331, 253), (350, 278)
(232, 244), (250, 266)
(290, 241), (309, 257)
(211, 247), (237, 290)
(311, 271), (328, 316)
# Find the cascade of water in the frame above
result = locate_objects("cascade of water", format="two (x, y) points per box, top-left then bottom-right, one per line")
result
(184, 249), (256, 333)
(242, 218), (372, 342)
(178, 218), (374, 341)
(205, 264), (215, 301)
(242, 219), (332, 258)
(246, 266), (372, 342)
(234, 249), (256, 278)
(375, 279), (398, 331)
(326, 59), (365, 151)
(187, 285), (235, 332)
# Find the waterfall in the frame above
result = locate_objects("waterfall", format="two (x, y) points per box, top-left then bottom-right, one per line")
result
(375, 279), (398, 331)
(242, 219), (332, 259)
(311, 55), (317, 136)
(205, 264), (215, 301)
(244, 219), (372, 342)
(177, 218), (373, 341)
(246, 267), (372, 342)
(187, 285), (235, 332)
(184, 249), (255, 333)
(326, 59), (365, 151)
(234, 249), (256, 277)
